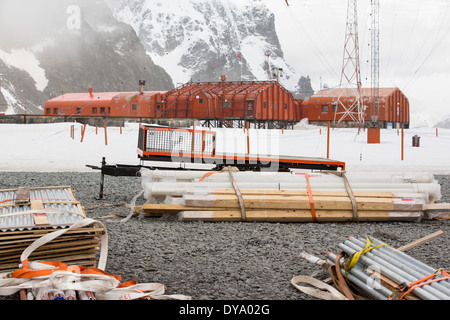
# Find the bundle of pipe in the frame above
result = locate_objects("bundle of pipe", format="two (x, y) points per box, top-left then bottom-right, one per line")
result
(327, 237), (450, 300)
(135, 168), (449, 222)
(140, 169), (441, 202)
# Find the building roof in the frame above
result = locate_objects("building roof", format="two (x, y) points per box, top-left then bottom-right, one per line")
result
(312, 87), (400, 98)
(47, 91), (166, 103)
(165, 81), (285, 98)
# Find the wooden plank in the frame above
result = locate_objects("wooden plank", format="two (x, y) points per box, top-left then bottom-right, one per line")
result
(0, 227), (105, 242)
(397, 230), (444, 252)
(30, 200), (44, 209)
(178, 210), (422, 222)
(0, 255), (97, 273)
(0, 254), (97, 273)
(183, 194), (424, 211)
(0, 250), (98, 264)
(365, 269), (421, 300)
(0, 239), (100, 256)
(0, 233), (100, 248)
(135, 204), (236, 213)
(0, 244), (100, 262)
(30, 200), (50, 226)
(15, 187), (30, 204)
(424, 203), (450, 211)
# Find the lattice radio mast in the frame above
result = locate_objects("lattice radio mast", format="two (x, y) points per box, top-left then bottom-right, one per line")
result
(370, 0), (380, 123)
(334, 0), (364, 127)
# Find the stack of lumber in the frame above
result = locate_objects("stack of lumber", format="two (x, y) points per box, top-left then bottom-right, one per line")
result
(132, 168), (450, 223)
(0, 186), (105, 273)
(136, 189), (434, 222)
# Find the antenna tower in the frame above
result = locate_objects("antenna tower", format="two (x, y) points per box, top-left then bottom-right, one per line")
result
(334, 0), (364, 127)
(370, 0), (380, 123)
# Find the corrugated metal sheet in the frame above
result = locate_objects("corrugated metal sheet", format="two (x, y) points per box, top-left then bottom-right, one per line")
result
(0, 186), (85, 232)
(162, 81), (298, 121)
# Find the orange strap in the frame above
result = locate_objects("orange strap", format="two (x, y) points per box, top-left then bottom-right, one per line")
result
(296, 172), (318, 222)
(389, 269), (450, 300)
(12, 259), (148, 290)
(198, 170), (224, 182)
(12, 259), (122, 283)
(0, 199), (15, 205)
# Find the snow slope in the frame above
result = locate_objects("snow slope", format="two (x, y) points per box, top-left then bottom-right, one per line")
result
(0, 122), (449, 174)
(0, 49), (48, 92)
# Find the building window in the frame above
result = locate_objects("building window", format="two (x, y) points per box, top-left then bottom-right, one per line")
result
(321, 105), (328, 113)
(263, 102), (267, 109)
(132, 103), (137, 110)
(45, 108), (51, 114)
(108, 107), (111, 114)
(53, 108), (58, 114)
(100, 107), (105, 113)
(92, 107), (97, 114)
(333, 104), (338, 112)
(76, 107), (81, 114)
(274, 102), (278, 109)
(284, 103), (288, 110)
(224, 100), (230, 108)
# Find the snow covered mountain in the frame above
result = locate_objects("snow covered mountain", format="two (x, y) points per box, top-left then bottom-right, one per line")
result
(107, 0), (313, 97)
(433, 116), (450, 129)
(0, 0), (313, 115)
(0, 0), (172, 114)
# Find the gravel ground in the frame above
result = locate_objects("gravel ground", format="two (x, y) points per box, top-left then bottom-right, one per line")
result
(0, 171), (449, 301)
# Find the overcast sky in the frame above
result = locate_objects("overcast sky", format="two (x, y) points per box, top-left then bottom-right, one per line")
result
(264, 0), (450, 125)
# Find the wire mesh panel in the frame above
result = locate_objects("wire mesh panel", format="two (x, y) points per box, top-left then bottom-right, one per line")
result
(138, 125), (216, 157)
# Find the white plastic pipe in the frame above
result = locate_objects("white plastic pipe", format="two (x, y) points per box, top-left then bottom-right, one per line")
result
(338, 242), (445, 300)
(141, 181), (441, 202)
(144, 169), (435, 184)
(139, 169), (441, 202)
(348, 237), (450, 296)
(327, 252), (393, 300)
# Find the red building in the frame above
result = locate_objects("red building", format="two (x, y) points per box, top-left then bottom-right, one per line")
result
(44, 81), (302, 128)
(44, 82), (410, 129)
(161, 81), (301, 128)
(44, 88), (166, 118)
(303, 87), (410, 128)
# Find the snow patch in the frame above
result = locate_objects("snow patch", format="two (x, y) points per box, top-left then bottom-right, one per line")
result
(0, 87), (20, 114)
(0, 49), (48, 91)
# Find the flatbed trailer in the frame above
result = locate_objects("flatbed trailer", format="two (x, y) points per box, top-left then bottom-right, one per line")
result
(136, 124), (345, 171)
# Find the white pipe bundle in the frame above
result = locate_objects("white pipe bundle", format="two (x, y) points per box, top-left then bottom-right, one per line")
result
(140, 168), (442, 204)
(147, 170), (436, 184)
(135, 168), (448, 223)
